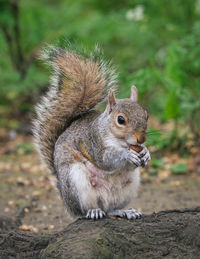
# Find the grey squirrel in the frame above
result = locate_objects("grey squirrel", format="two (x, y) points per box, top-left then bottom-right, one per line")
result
(33, 45), (151, 220)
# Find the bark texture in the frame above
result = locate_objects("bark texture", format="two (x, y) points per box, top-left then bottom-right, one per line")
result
(0, 207), (200, 258)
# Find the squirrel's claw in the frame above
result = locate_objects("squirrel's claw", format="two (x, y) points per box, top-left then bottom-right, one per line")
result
(86, 208), (106, 220)
(127, 150), (141, 167)
(108, 208), (142, 220)
(139, 146), (151, 167)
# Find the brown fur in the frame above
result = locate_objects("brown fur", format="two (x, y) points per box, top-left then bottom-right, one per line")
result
(80, 142), (100, 168)
(72, 153), (83, 161)
(33, 47), (116, 173)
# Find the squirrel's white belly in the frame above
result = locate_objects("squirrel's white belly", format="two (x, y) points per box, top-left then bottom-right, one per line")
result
(69, 162), (140, 213)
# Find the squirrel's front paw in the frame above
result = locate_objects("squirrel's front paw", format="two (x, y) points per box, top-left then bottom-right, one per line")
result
(127, 146), (151, 168)
(139, 146), (151, 167)
(127, 149), (141, 167)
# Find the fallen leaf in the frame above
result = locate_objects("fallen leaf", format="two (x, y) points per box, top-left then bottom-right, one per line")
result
(24, 208), (29, 213)
(4, 208), (10, 213)
(158, 169), (171, 180)
(19, 224), (38, 233)
(170, 181), (181, 187)
(8, 200), (14, 206)
(48, 225), (55, 230)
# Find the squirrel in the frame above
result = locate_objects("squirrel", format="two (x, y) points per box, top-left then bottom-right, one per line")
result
(33, 45), (151, 220)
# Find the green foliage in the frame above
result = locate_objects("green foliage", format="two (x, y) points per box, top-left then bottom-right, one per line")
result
(16, 143), (34, 154)
(0, 0), (199, 142)
(130, 21), (200, 137)
(170, 163), (188, 174)
(151, 158), (165, 169)
(146, 129), (172, 150)
(148, 168), (158, 176)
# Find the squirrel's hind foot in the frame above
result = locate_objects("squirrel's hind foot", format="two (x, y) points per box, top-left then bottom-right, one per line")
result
(108, 208), (142, 220)
(86, 208), (106, 220)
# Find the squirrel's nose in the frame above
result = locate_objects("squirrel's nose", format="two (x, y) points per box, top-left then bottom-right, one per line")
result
(135, 133), (146, 144)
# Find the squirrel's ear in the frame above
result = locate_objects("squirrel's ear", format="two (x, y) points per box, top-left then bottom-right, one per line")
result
(107, 89), (116, 114)
(130, 85), (138, 102)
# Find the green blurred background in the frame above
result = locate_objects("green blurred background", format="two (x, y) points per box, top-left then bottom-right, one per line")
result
(0, 0), (200, 154)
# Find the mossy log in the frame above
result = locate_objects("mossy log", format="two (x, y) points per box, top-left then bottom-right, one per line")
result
(0, 207), (200, 258)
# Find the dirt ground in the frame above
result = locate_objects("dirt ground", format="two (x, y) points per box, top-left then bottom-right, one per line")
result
(0, 132), (200, 233)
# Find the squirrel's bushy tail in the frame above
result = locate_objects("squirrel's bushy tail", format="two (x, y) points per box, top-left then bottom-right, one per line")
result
(33, 45), (117, 173)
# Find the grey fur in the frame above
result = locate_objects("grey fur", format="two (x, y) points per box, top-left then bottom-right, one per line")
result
(33, 46), (151, 220)
(54, 102), (150, 218)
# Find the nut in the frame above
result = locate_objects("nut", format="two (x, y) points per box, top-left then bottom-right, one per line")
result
(130, 145), (143, 153)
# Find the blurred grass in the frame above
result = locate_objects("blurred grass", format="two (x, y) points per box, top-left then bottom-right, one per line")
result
(0, 0), (200, 152)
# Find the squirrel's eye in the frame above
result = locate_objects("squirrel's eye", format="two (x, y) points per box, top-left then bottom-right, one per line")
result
(117, 115), (126, 125)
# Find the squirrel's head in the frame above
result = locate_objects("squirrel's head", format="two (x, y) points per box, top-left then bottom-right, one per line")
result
(105, 86), (148, 146)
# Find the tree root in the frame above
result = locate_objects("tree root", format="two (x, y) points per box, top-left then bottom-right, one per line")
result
(0, 207), (200, 258)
